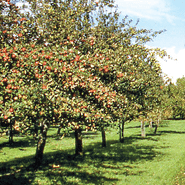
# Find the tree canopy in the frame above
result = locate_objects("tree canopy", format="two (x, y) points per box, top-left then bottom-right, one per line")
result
(0, 0), (168, 165)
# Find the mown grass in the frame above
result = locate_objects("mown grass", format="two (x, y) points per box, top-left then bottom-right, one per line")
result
(0, 120), (185, 185)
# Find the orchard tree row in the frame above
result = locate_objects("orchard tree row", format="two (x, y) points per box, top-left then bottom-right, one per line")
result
(161, 77), (185, 120)
(0, 0), (168, 167)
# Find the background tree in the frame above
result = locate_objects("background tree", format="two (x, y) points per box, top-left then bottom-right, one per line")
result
(164, 77), (185, 119)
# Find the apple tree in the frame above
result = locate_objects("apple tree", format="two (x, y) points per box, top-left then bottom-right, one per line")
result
(0, 0), (168, 167)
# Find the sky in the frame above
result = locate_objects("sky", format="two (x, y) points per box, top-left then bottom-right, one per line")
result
(114, 0), (185, 83)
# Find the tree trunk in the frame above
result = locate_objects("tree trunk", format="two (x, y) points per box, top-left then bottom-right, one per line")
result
(154, 119), (160, 134)
(75, 126), (83, 155)
(154, 124), (158, 134)
(101, 127), (106, 147)
(57, 126), (61, 135)
(35, 120), (48, 168)
(56, 117), (61, 135)
(149, 119), (153, 130)
(141, 120), (145, 137)
(9, 122), (14, 144)
(119, 121), (125, 143)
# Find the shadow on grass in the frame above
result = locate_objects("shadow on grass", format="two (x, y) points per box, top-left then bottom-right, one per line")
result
(0, 155), (36, 185)
(159, 130), (185, 134)
(124, 135), (160, 143)
(0, 137), (37, 150)
(0, 134), (164, 185)
(126, 120), (170, 130)
(126, 125), (141, 129)
(84, 141), (160, 164)
(53, 131), (99, 141)
(0, 131), (99, 149)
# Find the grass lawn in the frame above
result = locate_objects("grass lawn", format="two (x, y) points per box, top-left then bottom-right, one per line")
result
(1, 120), (185, 185)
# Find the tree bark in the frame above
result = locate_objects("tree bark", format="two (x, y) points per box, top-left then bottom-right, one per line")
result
(56, 117), (61, 135)
(35, 120), (48, 168)
(75, 126), (83, 155)
(119, 121), (125, 143)
(154, 124), (158, 134)
(154, 111), (161, 134)
(101, 127), (106, 147)
(8, 119), (15, 144)
(9, 122), (14, 144)
(154, 119), (160, 134)
(149, 119), (153, 130)
(141, 120), (145, 137)
(57, 126), (61, 135)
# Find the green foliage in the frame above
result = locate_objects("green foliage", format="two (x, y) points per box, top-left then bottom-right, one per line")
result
(0, 0), (168, 164)
(163, 77), (185, 119)
(0, 0), (162, 130)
